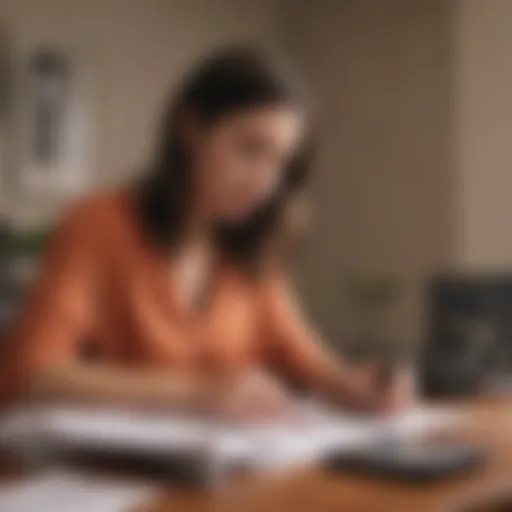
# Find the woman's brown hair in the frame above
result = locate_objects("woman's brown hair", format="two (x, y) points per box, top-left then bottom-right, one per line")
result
(136, 45), (312, 270)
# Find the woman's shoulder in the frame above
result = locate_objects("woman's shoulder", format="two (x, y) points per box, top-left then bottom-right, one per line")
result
(57, 189), (133, 235)
(48, 189), (134, 258)
(63, 189), (126, 223)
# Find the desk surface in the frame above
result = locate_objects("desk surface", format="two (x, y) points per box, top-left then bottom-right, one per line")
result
(1, 398), (511, 512)
(142, 397), (512, 512)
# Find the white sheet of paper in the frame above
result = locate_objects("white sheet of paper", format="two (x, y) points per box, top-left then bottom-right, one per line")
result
(0, 403), (465, 472)
(214, 404), (464, 469)
(0, 470), (155, 512)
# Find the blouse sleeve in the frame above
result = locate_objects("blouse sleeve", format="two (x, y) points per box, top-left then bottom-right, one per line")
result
(2, 200), (101, 402)
(260, 275), (337, 389)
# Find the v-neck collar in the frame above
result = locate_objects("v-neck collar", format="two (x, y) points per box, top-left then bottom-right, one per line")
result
(122, 189), (241, 325)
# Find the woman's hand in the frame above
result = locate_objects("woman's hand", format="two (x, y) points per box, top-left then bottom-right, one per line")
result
(332, 363), (416, 413)
(205, 368), (295, 422)
(379, 364), (417, 412)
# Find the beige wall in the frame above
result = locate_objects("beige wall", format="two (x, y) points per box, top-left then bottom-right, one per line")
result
(285, 0), (455, 345)
(285, 0), (512, 347)
(455, 0), (512, 268)
(0, 0), (282, 223)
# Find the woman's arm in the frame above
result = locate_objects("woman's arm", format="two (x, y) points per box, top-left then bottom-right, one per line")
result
(260, 276), (406, 411)
(26, 362), (224, 412)
(1, 200), (215, 412)
(2, 200), (290, 416)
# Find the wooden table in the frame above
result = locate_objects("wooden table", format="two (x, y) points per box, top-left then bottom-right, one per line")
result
(2, 398), (512, 512)
(143, 397), (512, 512)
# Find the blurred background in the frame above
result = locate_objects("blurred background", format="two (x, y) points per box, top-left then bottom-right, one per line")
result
(2, 0), (512, 395)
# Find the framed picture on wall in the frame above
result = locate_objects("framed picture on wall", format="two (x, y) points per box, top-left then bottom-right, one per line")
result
(0, 27), (12, 191)
(15, 45), (92, 198)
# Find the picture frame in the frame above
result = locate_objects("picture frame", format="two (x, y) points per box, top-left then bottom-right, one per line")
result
(14, 45), (92, 198)
(0, 26), (13, 198)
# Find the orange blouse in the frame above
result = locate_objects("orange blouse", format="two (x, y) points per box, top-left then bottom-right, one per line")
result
(4, 191), (330, 401)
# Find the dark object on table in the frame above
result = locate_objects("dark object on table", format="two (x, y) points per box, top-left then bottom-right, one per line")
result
(324, 442), (486, 483)
(421, 273), (512, 397)
(3, 439), (223, 490)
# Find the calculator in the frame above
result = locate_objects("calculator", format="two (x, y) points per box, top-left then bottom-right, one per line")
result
(324, 441), (486, 482)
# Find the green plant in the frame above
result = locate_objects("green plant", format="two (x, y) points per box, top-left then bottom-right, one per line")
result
(11, 228), (51, 258)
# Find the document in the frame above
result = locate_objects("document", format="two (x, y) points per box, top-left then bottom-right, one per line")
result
(0, 470), (155, 512)
(214, 403), (464, 469)
(0, 402), (464, 473)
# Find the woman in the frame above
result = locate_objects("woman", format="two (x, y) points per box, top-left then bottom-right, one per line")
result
(3, 47), (408, 417)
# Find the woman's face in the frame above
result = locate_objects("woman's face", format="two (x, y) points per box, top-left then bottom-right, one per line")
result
(189, 105), (305, 222)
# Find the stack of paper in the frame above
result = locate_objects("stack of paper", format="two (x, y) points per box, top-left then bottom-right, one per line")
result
(0, 470), (155, 512)
(0, 402), (464, 473)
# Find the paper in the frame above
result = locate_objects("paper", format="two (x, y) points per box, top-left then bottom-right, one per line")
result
(0, 407), (210, 454)
(0, 403), (465, 472)
(0, 470), (155, 512)
(214, 403), (464, 469)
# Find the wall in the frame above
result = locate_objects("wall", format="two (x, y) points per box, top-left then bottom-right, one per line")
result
(284, 0), (456, 346)
(284, 0), (512, 347)
(0, 0), (283, 224)
(455, 0), (512, 268)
